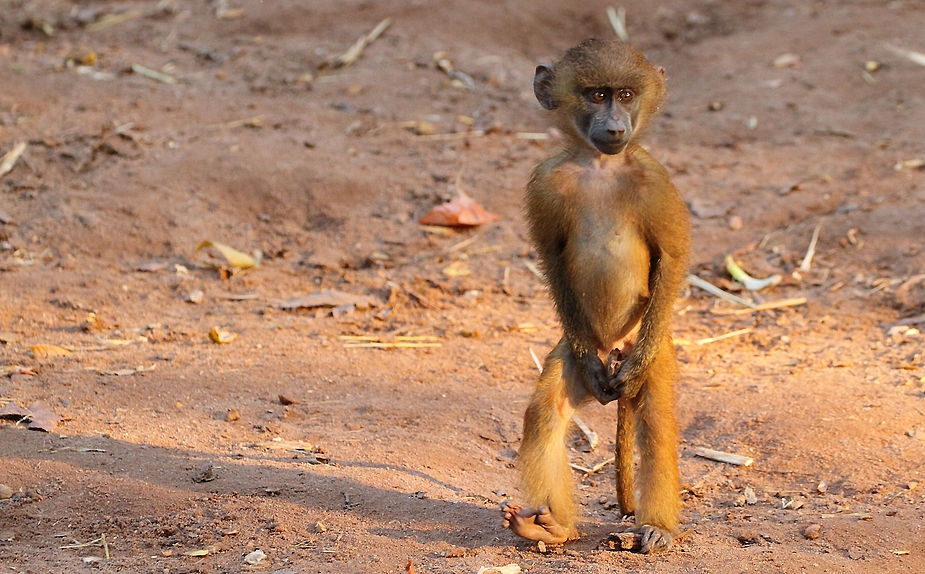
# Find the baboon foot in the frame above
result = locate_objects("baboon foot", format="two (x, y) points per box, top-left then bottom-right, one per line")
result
(501, 501), (571, 544)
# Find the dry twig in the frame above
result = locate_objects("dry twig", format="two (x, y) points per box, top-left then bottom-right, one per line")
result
(0, 142), (26, 178)
(330, 18), (391, 69)
(691, 447), (754, 467)
(131, 63), (177, 84)
(687, 274), (754, 307)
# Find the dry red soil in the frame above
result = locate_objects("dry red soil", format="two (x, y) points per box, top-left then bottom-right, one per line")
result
(1, 1), (924, 572)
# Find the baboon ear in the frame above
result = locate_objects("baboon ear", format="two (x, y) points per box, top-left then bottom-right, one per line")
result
(533, 64), (558, 110)
(655, 66), (666, 78)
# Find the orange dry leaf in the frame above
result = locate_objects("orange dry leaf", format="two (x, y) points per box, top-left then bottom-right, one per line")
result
(419, 190), (499, 227)
(31, 344), (72, 358)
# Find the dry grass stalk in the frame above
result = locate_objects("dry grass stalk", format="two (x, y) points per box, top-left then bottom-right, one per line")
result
(573, 416), (600, 450)
(446, 234), (481, 253)
(587, 456), (615, 475)
(886, 44), (925, 67)
(131, 63), (177, 85)
(0, 142), (26, 178)
(710, 297), (807, 316)
(332, 18), (392, 69)
(416, 130), (486, 141)
(696, 327), (754, 346)
(523, 260), (544, 281)
(344, 342), (441, 348)
(606, 6), (629, 41)
(341, 335), (441, 349)
(799, 223), (823, 272)
(88, 7), (144, 32)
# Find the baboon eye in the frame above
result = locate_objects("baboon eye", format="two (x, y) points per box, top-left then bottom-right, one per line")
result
(589, 89), (607, 104)
(618, 89), (635, 103)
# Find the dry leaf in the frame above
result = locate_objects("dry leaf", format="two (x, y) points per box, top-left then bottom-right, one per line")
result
(195, 240), (260, 269)
(209, 326), (237, 344)
(773, 53), (801, 68)
(278, 289), (376, 310)
(184, 549), (210, 557)
(894, 158), (925, 171)
(31, 344), (72, 358)
(26, 400), (61, 432)
(82, 312), (105, 332)
(0, 402), (30, 420)
(442, 261), (471, 277)
(419, 190), (500, 227)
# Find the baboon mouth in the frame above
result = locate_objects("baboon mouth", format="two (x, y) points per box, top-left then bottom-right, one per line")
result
(593, 139), (630, 155)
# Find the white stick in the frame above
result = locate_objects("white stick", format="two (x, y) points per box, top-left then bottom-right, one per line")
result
(691, 447), (754, 467)
(799, 223), (822, 272)
(687, 274), (755, 307)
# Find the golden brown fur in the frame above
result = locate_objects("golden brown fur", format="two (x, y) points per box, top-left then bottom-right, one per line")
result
(501, 39), (690, 554)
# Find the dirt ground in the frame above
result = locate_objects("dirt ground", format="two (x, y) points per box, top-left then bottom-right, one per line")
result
(1, 0), (924, 572)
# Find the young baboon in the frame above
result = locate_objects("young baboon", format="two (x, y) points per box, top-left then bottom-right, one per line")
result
(501, 39), (691, 554)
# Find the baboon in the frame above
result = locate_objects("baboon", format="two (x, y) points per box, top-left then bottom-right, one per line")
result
(501, 39), (690, 554)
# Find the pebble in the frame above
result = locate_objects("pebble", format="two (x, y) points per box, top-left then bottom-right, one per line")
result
(803, 524), (822, 540)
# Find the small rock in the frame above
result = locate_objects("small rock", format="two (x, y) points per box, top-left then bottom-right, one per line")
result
(278, 394), (299, 406)
(244, 549), (266, 565)
(744, 486), (758, 505)
(225, 408), (241, 422)
(603, 531), (641, 551)
(736, 530), (762, 546)
(728, 215), (743, 231)
(906, 429), (925, 441)
(0, 484), (14, 500)
(803, 523), (822, 540)
(187, 289), (204, 304)
(192, 464), (216, 483)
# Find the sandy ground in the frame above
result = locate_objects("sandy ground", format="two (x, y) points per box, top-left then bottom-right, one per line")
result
(1, 0), (924, 572)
